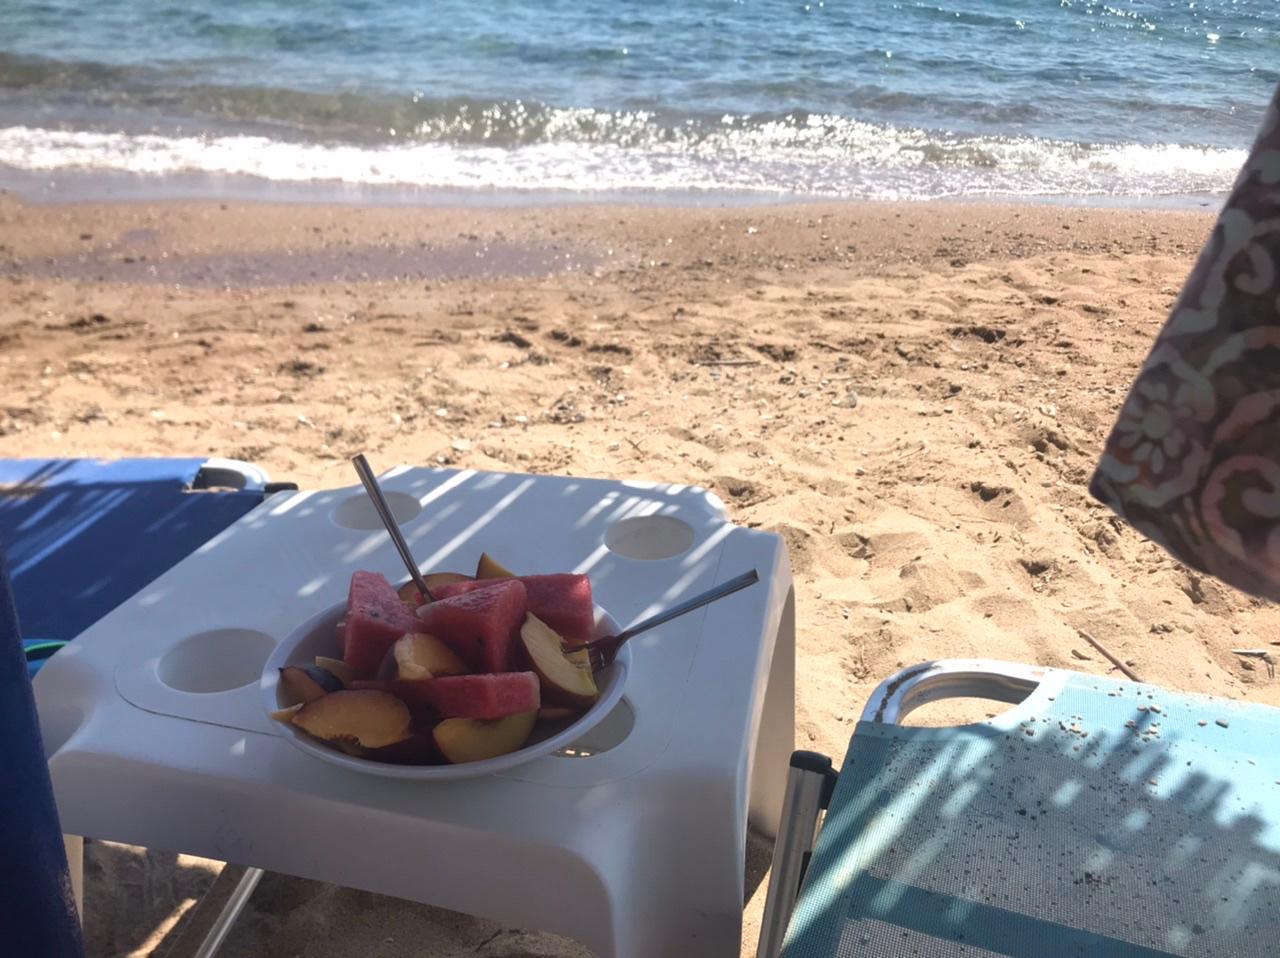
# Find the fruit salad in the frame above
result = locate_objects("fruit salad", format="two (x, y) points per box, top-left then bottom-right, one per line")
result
(272, 553), (602, 766)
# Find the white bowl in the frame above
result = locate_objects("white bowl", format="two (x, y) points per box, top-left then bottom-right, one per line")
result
(262, 600), (630, 780)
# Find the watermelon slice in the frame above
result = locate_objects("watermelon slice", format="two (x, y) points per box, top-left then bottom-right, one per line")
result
(353, 672), (540, 720)
(415, 578), (527, 672)
(431, 574), (595, 645)
(342, 571), (422, 677)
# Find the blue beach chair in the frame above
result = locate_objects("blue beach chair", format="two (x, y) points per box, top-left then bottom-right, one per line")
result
(0, 457), (282, 675)
(758, 659), (1280, 958)
(1, 457), (286, 956)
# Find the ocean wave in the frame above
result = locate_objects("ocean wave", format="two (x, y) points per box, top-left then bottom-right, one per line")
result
(0, 49), (1263, 153)
(0, 121), (1247, 200)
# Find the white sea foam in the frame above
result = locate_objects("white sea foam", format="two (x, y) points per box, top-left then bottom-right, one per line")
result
(0, 122), (1249, 200)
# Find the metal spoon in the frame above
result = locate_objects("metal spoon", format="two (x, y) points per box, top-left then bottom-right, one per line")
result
(351, 454), (434, 601)
(570, 568), (759, 669)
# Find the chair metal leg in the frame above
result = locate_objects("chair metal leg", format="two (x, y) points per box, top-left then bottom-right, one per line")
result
(191, 866), (263, 958)
(756, 752), (836, 958)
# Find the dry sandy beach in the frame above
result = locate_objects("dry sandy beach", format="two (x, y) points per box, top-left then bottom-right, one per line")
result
(3, 193), (1277, 957)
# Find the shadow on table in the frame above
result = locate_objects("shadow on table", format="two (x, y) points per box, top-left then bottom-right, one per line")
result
(243, 467), (763, 638)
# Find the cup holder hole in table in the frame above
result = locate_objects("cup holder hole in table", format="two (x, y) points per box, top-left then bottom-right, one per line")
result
(332, 491), (421, 530)
(604, 516), (694, 560)
(553, 698), (635, 758)
(158, 629), (276, 693)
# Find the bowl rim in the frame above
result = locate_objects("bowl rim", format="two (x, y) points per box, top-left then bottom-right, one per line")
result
(261, 599), (630, 780)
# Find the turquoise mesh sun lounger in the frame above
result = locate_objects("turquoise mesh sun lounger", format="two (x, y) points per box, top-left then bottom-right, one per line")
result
(758, 660), (1280, 958)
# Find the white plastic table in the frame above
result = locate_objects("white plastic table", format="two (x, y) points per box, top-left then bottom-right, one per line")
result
(35, 467), (795, 958)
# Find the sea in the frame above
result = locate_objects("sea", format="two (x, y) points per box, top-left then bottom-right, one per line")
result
(0, 0), (1275, 204)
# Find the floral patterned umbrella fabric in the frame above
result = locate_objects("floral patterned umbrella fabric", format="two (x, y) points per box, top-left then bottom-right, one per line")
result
(1091, 86), (1280, 601)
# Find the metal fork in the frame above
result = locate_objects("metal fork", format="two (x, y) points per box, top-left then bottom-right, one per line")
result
(569, 569), (760, 669)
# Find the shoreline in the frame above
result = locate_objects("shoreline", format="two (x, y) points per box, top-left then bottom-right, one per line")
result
(0, 192), (1218, 290)
(0, 165), (1230, 213)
